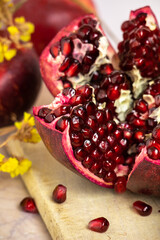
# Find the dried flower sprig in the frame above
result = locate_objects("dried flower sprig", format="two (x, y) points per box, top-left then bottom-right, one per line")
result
(0, 0), (35, 63)
(0, 112), (41, 177)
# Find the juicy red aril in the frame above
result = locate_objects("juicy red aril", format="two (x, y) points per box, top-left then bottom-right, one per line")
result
(77, 24), (93, 41)
(65, 59), (81, 77)
(96, 110), (106, 124)
(88, 217), (109, 233)
(70, 131), (83, 147)
(79, 17), (97, 28)
(135, 99), (148, 113)
(84, 139), (94, 152)
(86, 115), (97, 130)
(114, 176), (127, 193)
(71, 105), (87, 120)
(74, 147), (87, 161)
(82, 156), (94, 168)
(20, 197), (38, 213)
(106, 121), (116, 133)
(152, 125), (160, 142)
(60, 37), (73, 56)
(70, 95), (85, 106)
(59, 57), (72, 72)
(133, 130), (145, 142)
(52, 184), (67, 203)
(107, 85), (120, 100)
(100, 63), (114, 75)
(85, 101), (96, 115)
(92, 132), (101, 145)
(56, 116), (70, 132)
(76, 85), (92, 100)
(133, 200), (152, 216)
(54, 105), (72, 117)
(103, 159), (116, 171)
(90, 162), (101, 174)
(44, 112), (56, 123)
(70, 115), (84, 131)
(50, 42), (60, 58)
(104, 171), (117, 183)
(98, 139), (110, 153)
(62, 87), (76, 97)
(82, 126), (93, 139)
(38, 107), (52, 118)
(147, 146), (160, 160)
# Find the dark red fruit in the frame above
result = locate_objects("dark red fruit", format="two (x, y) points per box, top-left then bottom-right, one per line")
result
(20, 197), (38, 213)
(133, 200), (152, 216)
(52, 184), (67, 203)
(14, 0), (96, 55)
(0, 49), (41, 127)
(88, 217), (109, 233)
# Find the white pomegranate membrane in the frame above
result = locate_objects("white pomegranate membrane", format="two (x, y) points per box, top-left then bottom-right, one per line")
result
(36, 9), (160, 196)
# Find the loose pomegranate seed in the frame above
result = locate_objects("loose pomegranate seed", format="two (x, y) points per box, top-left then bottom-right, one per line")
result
(38, 107), (52, 118)
(20, 197), (38, 213)
(133, 200), (152, 216)
(60, 37), (73, 56)
(52, 184), (67, 203)
(114, 176), (127, 193)
(88, 217), (109, 233)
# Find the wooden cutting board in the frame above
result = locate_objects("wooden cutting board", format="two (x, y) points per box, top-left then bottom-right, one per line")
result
(6, 139), (160, 240)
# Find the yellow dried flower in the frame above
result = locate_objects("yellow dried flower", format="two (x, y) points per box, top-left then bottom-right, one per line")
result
(14, 112), (41, 143)
(0, 42), (17, 63)
(14, 16), (25, 24)
(10, 158), (32, 178)
(7, 25), (19, 35)
(0, 153), (5, 162)
(0, 157), (19, 173)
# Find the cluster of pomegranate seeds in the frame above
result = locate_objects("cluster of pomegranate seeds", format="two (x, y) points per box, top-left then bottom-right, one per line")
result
(52, 184), (67, 203)
(88, 217), (109, 233)
(95, 70), (131, 104)
(133, 200), (152, 216)
(118, 12), (160, 78)
(20, 197), (38, 213)
(126, 78), (160, 132)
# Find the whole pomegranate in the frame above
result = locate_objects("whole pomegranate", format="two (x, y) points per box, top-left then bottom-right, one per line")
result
(34, 6), (160, 197)
(0, 1), (41, 127)
(14, 0), (96, 55)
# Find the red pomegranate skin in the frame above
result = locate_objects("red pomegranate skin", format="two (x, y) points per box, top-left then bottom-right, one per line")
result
(0, 48), (41, 127)
(127, 148), (160, 197)
(14, 0), (96, 55)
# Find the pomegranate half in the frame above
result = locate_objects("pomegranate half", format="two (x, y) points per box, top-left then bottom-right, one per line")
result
(34, 7), (160, 196)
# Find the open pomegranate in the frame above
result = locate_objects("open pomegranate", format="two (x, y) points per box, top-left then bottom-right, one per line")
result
(34, 7), (160, 196)
(14, 0), (96, 55)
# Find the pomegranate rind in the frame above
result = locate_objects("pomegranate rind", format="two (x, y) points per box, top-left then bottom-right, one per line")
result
(130, 6), (159, 27)
(33, 106), (114, 188)
(40, 14), (116, 96)
(127, 147), (160, 196)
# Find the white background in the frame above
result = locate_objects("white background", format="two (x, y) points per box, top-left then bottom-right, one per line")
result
(93, 0), (160, 49)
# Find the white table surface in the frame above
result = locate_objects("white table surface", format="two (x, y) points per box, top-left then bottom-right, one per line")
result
(0, 1), (160, 239)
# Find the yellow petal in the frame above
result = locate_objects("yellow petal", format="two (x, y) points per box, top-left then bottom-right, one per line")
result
(7, 26), (19, 35)
(26, 22), (35, 34)
(14, 16), (25, 24)
(0, 54), (4, 63)
(14, 121), (22, 130)
(1, 157), (18, 173)
(3, 44), (9, 52)
(0, 153), (5, 162)
(4, 49), (17, 61)
(24, 112), (32, 122)
(20, 34), (31, 42)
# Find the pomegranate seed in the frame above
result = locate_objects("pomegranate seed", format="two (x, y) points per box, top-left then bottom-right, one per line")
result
(82, 156), (94, 168)
(83, 139), (94, 152)
(38, 107), (52, 118)
(76, 85), (92, 100)
(66, 59), (81, 77)
(107, 85), (120, 100)
(106, 120), (116, 133)
(103, 159), (116, 171)
(54, 105), (72, 117)
(133, 130), (145, 142)
(62, 87), (76, 97)
(115, 155), (125, 164)
(114, 176), (127, 193)
(79, 17), (97, 28)
(105, 109), (113, 121)
(77, 24), (93, 41)
(60, 37), (73, 56)
(152, 125), (160, 142)
(85, 101), (96, 115)
(74, 147), (87, 161)
(98, 139), (110, 153)
(106, 134), (116, 147)
(70, 95), (85, 106)
(100, 63), (114, 75)
(52, 184), (67, 203)
(82, 126), (93, 139)
(44, 112), (56, 123)
(104, 171), (117, 183)
(50, 42), (60, 58)
(88, 217), (109, 233)
(56, 116), (70, 132)
(135, 99), (148, 113)
(114, 128), (123, 140)
(70, 131), (83, 147)
(96, 110), (106, 124)
(147, 146), (160, 160)
(97, 125), (107, 138)
(90, 162), (101, 174)
(70, 115), (84, 131)
(72, 105), (87, 120)
(91, 148), (101, 160)
(20, 197), (38, 213)
(86, 115), (97, 130)
(96, 168), (106, 178)
(133, 200), (152, 216)
(92, 132), (101, 145)
(59, 57), (72, 72)
(96, 88), (108, 103)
